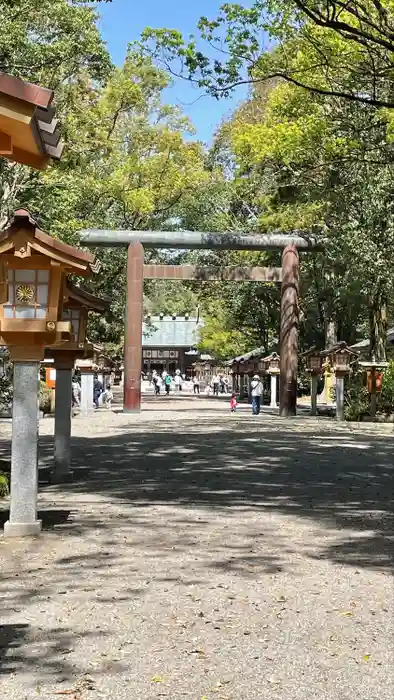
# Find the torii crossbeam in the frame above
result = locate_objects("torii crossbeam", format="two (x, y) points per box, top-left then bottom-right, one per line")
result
(79, 229), (322, 416)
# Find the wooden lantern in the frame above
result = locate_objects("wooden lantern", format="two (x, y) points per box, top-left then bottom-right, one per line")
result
(61, 282), (109, 353)
(0, 72), (63, 169)
(323, 342), (358, 374)
(302, 346), (323, 374)
(261, 352), (280, 375)
(0, 209), (98, 360)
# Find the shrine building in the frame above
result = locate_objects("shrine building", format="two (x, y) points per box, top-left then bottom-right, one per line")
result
(142, 314), (203, 375)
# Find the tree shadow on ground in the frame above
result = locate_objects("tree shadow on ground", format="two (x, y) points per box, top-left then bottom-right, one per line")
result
(0, 423), (392, 572)
(0, 422), (392, 682)
(0, 621), (112, 680)
(36, 425), (394, 571)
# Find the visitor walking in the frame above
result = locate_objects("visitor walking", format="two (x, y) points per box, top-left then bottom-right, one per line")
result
(212, 375), (220, 396)
(250, 374), (263, 415)
(174, 370), (182, 392)
(230, 393), (237, 412)
(93, 376), (103, 410)
(152, 370), (158, 394)
(72, 376), (81, 408)
(155, 373), (162, 395)
(165, 373), (172, 395)
(193, 375), (200, 394)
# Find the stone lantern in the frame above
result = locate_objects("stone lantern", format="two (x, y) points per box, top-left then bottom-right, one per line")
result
(47, 281), (109, 484)
(0, 210), (98, 537)
(302, 347), (323, 416)
(261, 353), (280, 408)
(321, 342), (358, 421)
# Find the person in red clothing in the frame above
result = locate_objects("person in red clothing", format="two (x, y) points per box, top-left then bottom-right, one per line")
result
(230, 393), (238, 412)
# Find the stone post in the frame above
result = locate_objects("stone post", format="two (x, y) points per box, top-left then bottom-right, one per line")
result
(4, 358), (42, 537)
(279, 244), (299, 417)
(270, 374), (278, 408)
(369, 367), (377, 418)
(336, 374), (345, 422)
(310, 374), (318, 416)
(124, 241), (144, 412)
(239, 374), (246, 400)
(80, 367), (94, 415)
(51, 356), (74, 483)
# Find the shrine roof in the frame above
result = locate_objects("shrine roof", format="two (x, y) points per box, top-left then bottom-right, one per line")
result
(142, 315), (203, 348)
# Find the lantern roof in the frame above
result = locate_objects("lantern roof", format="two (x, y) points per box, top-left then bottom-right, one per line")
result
(321, 341), (359, 358)
(0, 210), (98, 275)
(224, 345), (267, 366)
(0, 72), (63, 169)
(64, 281), (110, 313)
(300, 345), (321, 358)
(261, 351), (280, 363)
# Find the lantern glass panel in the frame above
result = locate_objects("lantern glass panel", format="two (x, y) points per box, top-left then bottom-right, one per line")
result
(37, 270), (49, 282)
(310, 356), (321, 370)
(14, 269), (35, 283)
(62, 308), (81, 342)
(15, 307), (35, 319)
(6, 268), (49, 320)
(37, 285), (48, 305)
(336, 354), (347, 366)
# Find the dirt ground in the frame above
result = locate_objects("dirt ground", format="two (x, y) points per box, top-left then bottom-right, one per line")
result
(0, 398), (393, 699)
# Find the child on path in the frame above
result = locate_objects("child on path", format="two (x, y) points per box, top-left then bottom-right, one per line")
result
(230, 393), (237, 412)
(102, 384), (113, 409)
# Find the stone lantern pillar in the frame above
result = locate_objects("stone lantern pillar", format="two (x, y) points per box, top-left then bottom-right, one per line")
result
(322, 343), (358, 422)
(0, 210), (98, 536)
(260, 353), (280, 409)
(302, 347), (323, 417)
(48, 284), (109, 483)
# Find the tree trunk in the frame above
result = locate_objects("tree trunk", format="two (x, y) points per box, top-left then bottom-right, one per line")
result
(325, 319), (337, 349)
(368, 295), (387, 420)
(369, 297), (387, 362)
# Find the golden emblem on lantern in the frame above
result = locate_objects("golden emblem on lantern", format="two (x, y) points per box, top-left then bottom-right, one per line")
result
(15, 284), (35, 304)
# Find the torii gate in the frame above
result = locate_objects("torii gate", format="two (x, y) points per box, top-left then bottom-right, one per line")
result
(79, 229), (320, 417)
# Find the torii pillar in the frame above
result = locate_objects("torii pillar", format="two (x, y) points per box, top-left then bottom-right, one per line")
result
(123, 242), (144, 412)
(279, 244), (299, 417)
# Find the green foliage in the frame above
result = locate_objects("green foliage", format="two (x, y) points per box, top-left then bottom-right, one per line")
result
(139, 2), (394, 109)
(381, 360), (394, 407)
(0, 371), (12, 407)
(0, 1), (212, 348)
(0, 0), (111, 85)
(0, 472), (9, 498)
(39, 382), (52, 415)
(344, 375), (370, 422)
(3, 0), (394, 364)
(197, 306), (246, 361)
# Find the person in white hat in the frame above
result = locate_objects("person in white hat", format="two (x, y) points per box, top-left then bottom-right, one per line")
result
(250, 374), (263, 415)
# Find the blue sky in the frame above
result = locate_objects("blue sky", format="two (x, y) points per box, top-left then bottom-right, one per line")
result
(98, 0), (249, 144)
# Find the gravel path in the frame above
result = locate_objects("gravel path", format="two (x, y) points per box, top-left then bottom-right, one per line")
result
(0, 398), (393, 700)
